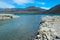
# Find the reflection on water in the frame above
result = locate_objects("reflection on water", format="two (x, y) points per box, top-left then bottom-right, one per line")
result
(0, 15), (41, 40)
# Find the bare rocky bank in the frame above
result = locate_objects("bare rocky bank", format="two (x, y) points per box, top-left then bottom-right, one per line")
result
(34, 16), (60, 40)
(0, 14), (20, 20)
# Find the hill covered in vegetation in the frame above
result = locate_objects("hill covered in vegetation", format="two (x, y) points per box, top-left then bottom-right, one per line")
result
(44, 4), (60, 14)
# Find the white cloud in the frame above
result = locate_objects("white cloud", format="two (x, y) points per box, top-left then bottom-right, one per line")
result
(41, 7), (50, 10)
(38, 2), (45, 5)
(13, 0), (33, 5)
(0, 2), (15, 8)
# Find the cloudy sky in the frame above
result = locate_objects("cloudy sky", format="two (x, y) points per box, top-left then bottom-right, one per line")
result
(0, 0), (60, 9)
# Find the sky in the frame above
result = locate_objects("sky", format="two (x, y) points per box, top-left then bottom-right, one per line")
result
(0, 0), (60, 9)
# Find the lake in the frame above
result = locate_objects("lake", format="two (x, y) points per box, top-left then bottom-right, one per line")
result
(0, 14), (42, 40)
(0, 14), (59, 40)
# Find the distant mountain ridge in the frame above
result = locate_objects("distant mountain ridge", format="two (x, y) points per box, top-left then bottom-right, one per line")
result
(0, 6), (46, 14)
(44, 4), (60, 14)
(0, 4), (60, 14)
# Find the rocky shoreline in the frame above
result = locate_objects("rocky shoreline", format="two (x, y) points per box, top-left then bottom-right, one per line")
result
(0, 14), (20, 20)
(34, 16), (60, 40)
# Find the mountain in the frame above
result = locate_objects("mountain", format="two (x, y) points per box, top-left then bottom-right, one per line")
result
(26, 6), (46, 13)
(44, 4), (60, 14)
(0, 6), (46, 14)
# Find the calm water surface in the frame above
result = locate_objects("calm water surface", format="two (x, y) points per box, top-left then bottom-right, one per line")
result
(0, 15), (42, 40)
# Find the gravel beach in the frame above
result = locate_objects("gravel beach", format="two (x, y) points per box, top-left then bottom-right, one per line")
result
(35, 16), (60, 40)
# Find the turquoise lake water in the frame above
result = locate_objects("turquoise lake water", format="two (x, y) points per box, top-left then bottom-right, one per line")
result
(0, 14), (42, 40)
(0, 14), (60, 40)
